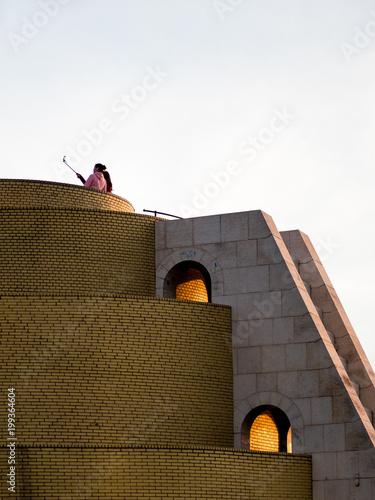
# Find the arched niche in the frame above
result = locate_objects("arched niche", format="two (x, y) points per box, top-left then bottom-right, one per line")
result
(241, 405), (292, 453)
(163, 261), (211, 303)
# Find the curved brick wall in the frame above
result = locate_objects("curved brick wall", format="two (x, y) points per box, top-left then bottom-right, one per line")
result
(0, 446), (312, 499)
(0, 179), (134, 212)
(0, 208), (155, 296)
(1, 296), (233, 448)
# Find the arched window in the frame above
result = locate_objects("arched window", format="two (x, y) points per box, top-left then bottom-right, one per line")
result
(241, 405), (292, 453)
(163, 261), (211, 303)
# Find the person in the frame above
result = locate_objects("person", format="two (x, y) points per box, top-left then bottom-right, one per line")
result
(76, 164), (108, 192)
(102, 168), (113, 193)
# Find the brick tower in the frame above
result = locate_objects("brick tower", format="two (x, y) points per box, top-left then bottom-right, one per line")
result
(1, 179), (374, 498)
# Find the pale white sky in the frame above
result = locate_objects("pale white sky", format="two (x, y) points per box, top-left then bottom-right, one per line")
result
(2, 0), (375, 367)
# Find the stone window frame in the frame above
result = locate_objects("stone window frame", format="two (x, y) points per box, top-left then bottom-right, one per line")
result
(156, 248), (223, 301)
(235, 392), (305, 453)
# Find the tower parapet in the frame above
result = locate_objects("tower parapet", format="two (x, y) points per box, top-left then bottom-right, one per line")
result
(0, 179), (134, 212)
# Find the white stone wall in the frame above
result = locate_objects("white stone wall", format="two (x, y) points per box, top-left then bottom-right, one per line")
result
(155, 210), (375, 500)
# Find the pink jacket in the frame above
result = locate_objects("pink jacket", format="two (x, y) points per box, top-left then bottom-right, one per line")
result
(84, 172), (107, 192)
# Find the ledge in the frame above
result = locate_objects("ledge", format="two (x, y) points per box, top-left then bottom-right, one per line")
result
(0, 179), (134, 213)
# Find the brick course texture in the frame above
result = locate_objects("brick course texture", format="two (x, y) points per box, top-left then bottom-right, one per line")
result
(0, 179), (134, 212)
(0, 446), (312, 499)
(250, 411), (280, 452)
(1, 181), (313, 499)
(1, 296), (233, 448)
(0, 208), (155, 296)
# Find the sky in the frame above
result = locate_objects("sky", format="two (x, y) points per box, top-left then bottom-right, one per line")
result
(2, 0), (375, 368)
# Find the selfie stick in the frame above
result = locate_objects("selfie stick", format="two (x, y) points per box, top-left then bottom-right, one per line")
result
(62, 156), (78, 175)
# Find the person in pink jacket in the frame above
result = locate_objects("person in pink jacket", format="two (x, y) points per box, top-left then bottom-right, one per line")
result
(76, 164), (107, 192)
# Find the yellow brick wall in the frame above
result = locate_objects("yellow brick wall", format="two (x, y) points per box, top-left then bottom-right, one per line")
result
(176, 268), (209, 302)
(1, 181), (313, 499)
(0, 209), (156, 296)
(0, 179), (134, 212)
(250, 410), (280, 452)
(0, 445), (312, 499)
(1, 296), (233, 448)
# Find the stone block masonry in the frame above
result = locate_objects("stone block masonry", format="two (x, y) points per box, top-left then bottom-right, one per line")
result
(156, 209), (375, 499)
